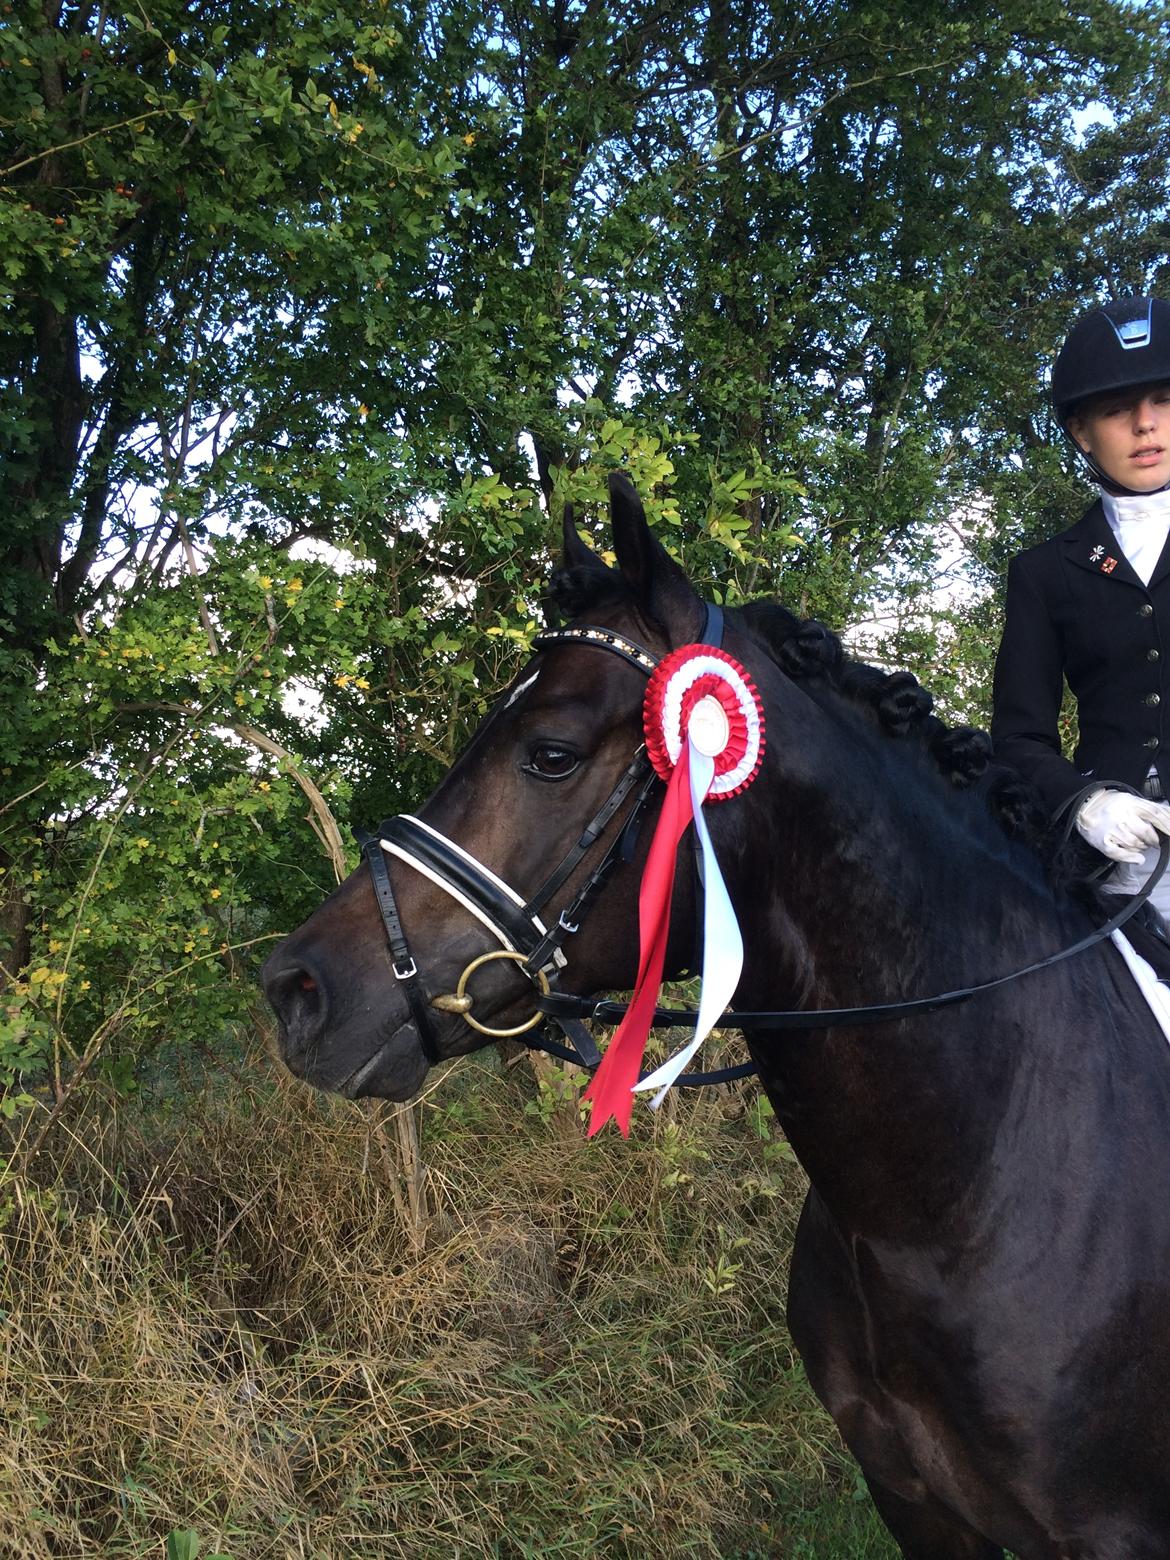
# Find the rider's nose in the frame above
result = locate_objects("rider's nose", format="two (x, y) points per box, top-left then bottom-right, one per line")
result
(1134, 398), (1159, 434)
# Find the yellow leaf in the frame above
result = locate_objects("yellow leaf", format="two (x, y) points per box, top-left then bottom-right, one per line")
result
(167, 47), (176, 65)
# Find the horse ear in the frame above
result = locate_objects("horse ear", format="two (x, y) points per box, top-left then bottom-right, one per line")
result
(608, 471), (700, 635)
(561, 501), (596, 569)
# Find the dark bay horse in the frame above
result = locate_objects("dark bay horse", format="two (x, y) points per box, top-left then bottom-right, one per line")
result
(263, 473), (1170, 1559)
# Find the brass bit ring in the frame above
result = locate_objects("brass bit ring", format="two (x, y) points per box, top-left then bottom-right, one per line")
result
(435, 949), (550, 1037)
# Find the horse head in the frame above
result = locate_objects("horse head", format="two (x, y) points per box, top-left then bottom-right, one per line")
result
(262, 472), (721, 1099)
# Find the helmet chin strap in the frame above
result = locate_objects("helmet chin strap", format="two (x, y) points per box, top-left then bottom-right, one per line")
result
(1097, 471), (1170, 499)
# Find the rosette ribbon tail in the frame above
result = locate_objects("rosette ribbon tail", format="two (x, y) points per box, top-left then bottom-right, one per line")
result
(583, 743), (696, 1137)
(633, 742), (743, 1105)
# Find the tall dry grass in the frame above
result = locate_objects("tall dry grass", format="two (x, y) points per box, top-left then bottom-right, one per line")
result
(0, 1049), (892, 1558)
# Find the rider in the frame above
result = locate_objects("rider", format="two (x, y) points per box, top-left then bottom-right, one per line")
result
(992, 295), (1170, 917)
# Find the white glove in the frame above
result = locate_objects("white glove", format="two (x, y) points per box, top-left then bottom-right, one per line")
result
(1075, 788), (1170, 864)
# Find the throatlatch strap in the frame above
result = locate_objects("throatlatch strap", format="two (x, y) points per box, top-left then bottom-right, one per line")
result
(521, 1027), (753, 1086)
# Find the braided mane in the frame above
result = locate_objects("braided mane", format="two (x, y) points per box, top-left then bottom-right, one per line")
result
(737, 600), (1053, 853)
(739, 602), (1156, 920)
(549, 561), (1054, 863)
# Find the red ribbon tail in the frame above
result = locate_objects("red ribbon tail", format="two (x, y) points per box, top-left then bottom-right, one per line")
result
(584, 746), (695, 1136)
(583, 977), (667, 1137)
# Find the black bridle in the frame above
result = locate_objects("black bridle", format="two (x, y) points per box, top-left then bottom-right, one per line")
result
(361, 605), (1169, 1086)
(356, 605), (721, 1074)
(358, 746), (660, 1069)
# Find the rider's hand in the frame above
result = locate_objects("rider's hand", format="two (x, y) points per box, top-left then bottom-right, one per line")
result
(1075, 788), (1170, 864)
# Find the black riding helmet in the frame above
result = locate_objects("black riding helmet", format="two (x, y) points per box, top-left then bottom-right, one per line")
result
(1052, 296), (1170, 491)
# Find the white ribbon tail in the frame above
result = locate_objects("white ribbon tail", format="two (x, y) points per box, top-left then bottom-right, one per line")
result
(633, 741), (744, 1105)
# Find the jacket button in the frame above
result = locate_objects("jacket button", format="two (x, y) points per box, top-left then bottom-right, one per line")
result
(1150, 649), (1162, 662)
(1140, 603), (1155, 617)
(1147, 693), (1162, 707)
(1147, 737), (1160, 749)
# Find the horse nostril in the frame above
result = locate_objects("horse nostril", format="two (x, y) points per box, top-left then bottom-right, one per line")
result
(263, 959), (328, 1049)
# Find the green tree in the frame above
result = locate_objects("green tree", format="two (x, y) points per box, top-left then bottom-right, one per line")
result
(3, 0), (1170, 1103)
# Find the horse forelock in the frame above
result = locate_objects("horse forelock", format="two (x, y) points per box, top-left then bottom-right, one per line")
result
(549, 560), (630, 621)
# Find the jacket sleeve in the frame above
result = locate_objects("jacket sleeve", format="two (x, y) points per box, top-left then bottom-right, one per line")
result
(991, 552), (1087, 811)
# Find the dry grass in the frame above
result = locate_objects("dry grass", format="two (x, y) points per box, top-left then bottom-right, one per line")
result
(0, 1051), (893, 1558)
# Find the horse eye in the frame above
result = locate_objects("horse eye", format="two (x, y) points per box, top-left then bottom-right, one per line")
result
(523, 743), (580, 780)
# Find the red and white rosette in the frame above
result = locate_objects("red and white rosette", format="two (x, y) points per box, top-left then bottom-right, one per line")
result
(583, 644), (766, 1137)
(644, 647), (765, 799)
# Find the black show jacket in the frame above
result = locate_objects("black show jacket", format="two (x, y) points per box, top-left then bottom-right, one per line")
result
(991, 500), (1170, 811)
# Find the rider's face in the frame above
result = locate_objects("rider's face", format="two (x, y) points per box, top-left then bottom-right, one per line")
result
(1069, 383), (1170, 492)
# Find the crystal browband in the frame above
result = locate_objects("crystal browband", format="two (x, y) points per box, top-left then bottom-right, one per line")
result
(533, 626), (660, 676)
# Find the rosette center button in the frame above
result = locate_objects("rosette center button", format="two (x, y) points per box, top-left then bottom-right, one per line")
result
(689, 694), (731, 757)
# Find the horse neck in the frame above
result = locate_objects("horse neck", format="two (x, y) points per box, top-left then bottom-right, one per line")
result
(731, 676), (1063, 987)
(721, 687), (1102, 1231)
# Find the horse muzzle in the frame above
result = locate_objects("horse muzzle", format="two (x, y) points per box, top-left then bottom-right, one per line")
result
(262, 940), (434, 1100)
